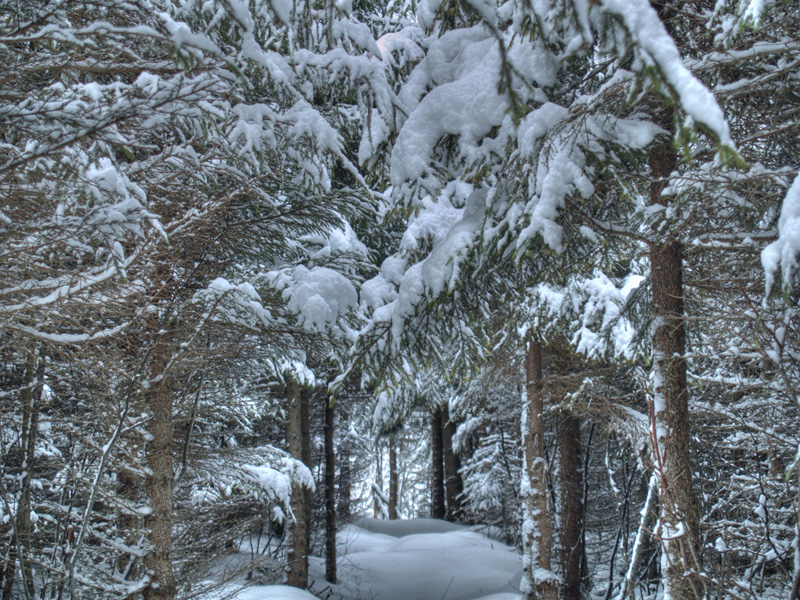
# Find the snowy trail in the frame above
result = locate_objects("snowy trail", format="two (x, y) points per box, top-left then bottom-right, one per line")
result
(236, 518), (523, 600)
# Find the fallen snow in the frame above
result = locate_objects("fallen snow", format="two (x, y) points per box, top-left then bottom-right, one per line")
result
(234, 586), (320, 600)
(226, 518), (523, 600)
(308, 518), (522, 600)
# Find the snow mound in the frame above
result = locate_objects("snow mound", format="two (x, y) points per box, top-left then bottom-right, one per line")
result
(352, 516), (469, 536)
(234, 585), (320, 599)
(311, 518), (522, 600)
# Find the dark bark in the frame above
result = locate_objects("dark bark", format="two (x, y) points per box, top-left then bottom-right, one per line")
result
(337, 406), (352, 522)
(116, 468), (139, 577)
(522, 336), (557, 600)
(324, 397), (336, 583)
(338, 450), (352, 521)
(6, 351), (45, 600)
(373, 449), (382, 519)
(649, 119), (702, 600)
(300, 387), (312, 553)
(285, 378), (310, 589)
(430, 410), (446, 520)
(559, 414), (583, 600)
(388, 436), (399, 520)
(441, 404), (464, 522)
(143, 337), (177, 600)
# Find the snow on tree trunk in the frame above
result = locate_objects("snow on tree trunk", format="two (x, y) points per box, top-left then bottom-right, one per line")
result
(521, 336), (558, 600)
(431, 409), (446, 519)
(442, 404), (464, 522)
(286, 378), (310, 589)
(143, 331), (177, 600)
(649, 134), (703, 600)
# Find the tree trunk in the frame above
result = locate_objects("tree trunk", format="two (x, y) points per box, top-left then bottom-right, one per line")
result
(338, 406), (352, 522)
(649, 131), (702, 600)
(8, 350), (45, 600)
(431, 409), (446, 520)
(324, 396), (337, 583)
(143, 337), (177, 600)
(301, 387), (312, 553)
(559, 414), (583, 600)
(116, 468), (139, 578)
(521, 336), (558, 600)
(615, 474), (658, 600)
(441, 404), (464, 522)
(285, 378), (310, 589)
(388, 436), (399, 520)
(373, 447), (383, 519)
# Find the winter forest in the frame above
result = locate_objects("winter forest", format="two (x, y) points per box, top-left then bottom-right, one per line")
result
(1, 0), (799, 599)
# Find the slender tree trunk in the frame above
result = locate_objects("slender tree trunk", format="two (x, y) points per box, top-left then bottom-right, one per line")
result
(559, 413), (583, 600)
(649, 130), (702, 600)
(373, 447), (383, 519)
(286, 378), (310, 589)
(521, 336), (557, 600)
(0, 538), (14, 600)
(10, 350), (45, 600)
(615, 474), (659, 600)
(431, 410), (446, 519)
(116, 468), (139, 578)
(324, 396), (336, 583)
(441, 404), (464, 522)
(338, 406), (352, 522)
(338, 449), (351, 521)
(388, 436), (399, 520)
(143, 335), (177, 600)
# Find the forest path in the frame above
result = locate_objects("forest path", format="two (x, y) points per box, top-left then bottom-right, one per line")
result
(307, 517), (523, 600)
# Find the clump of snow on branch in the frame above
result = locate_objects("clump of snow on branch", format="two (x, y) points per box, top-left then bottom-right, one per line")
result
(762, 170), (800, 296)
(600, 0), (737, 153)
(531, 271), (644, 359)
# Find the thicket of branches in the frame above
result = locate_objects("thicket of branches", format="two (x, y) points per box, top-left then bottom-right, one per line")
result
(1, 1), (799, 600)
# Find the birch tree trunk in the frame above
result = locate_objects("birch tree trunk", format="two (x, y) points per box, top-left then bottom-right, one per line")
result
(521, 336), (558, 600)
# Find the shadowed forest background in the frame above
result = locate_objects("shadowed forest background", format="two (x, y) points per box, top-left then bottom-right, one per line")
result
(0, 1), (799, 600)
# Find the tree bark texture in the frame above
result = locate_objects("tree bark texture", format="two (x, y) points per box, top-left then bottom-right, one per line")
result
(324, 396), (337, 583)
(441, 404), (464, 522)
(649, 133), (702, 600)
(388, 436), (399, 520)
(143, 338), (177, 600)
(373, 449), (382, 519)
(6, 351), (45, 600)
(522, 336), (558, 600)
(301, 387), (312, 553)
(431, 409), (446, 520)
(558, 414), (584, 600)
(338, 406), (352, 522)
(285, 379), (310, 589)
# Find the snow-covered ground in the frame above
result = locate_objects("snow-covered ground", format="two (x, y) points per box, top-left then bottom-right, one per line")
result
(230, 518), (523, 600)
